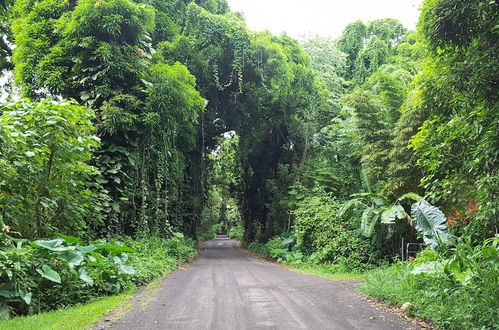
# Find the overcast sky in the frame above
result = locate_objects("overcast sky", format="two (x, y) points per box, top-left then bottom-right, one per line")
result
(227, 0), (423, 39)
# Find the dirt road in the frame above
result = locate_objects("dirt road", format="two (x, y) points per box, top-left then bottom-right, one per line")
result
(104, 236), (420, 330)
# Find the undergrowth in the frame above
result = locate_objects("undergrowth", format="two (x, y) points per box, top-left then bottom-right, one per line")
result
(360, 237), (499, 329)
(0, 233), (196, 320)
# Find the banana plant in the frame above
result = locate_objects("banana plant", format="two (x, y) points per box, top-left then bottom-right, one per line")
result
(339, 192), (453, 249)
(338, 192), (422, 237)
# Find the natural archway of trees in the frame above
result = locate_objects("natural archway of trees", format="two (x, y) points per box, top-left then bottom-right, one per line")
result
(0, 0), (497, 327)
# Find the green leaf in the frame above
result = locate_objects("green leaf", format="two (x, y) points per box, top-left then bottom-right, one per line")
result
(0, 306), (11, 320)
(56, 233), (83, 244)
(59, 251), (84, 267)
(111, 202), (120, 213)
(20, 292), (32, 305)
(32, 239), (71, 252)
(397, 192), (427, 204)
(411, 261), (444, 275)
(281, 237), (294, 246)
(381, 205), (407, 224)
(118, 265), (136, 275)
(361, 207), (379, 237)
(36, 265), (61, 283)
(411, 202), (453, 249)
(78, 268), (93, 285)
(338, 199), (367, 218)
(77, 245), (97, 254)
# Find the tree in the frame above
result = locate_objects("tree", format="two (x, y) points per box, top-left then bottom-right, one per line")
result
(410, 0), (498, 238)
(343, 90), (392, 190)
(11, 0), (206, 238)
(0, 99), (99, 237)
(337, 20), (366, 80)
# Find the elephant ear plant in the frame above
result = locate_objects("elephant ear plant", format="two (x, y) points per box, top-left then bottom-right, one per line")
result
(411, 202), (454, 250)
(0, 233), (137, 320)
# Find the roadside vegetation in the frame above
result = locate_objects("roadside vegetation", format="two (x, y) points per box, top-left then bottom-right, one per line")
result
(0, 290), (134, 330)
(0, 233), (195, 320)
(0, 0), (497, 328)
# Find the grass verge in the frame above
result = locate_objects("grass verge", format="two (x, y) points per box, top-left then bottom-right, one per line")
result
(243, 247), (364, 281)
(287, 263), (364, 280)
(359, 262), (498, 329)
(0, 290), (134, 330)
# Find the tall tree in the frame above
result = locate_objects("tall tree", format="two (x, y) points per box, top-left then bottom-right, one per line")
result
(411, 0), (498, 236)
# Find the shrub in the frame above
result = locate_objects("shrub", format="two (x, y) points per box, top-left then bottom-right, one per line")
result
(292, 193), (381, 271)
(247, 242), (270, 258)
(125, 234), (196, 285)
(0, 234), (135, 318)
(293, 194), (340, 254)
(0, 233), (196, 320)
(0, 99), (101, 238)
(228, 225), (244, 241)
(198, 223), (221, 242)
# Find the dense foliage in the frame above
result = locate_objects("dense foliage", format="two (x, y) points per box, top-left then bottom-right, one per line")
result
(0, 99), (100, 237)
(361, 236), (498, 329)
(0, 233), (195, 318)
(0, 0), (497, 326)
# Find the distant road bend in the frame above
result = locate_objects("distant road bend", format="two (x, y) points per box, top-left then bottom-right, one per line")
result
(105, 235), (420, 330)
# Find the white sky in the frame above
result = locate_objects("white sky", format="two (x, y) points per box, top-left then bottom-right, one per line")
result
(227, 0), (423, 39)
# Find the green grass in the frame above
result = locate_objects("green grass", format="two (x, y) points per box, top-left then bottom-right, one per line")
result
(246, 246), (364, 280)
(360, 263), (499, 329)
(288, 262), (365, 280)
(0, 290), (134, 330)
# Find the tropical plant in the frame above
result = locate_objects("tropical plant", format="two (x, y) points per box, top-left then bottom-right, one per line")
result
(411, 202), (454, 249)
(0, 99), (100, 238)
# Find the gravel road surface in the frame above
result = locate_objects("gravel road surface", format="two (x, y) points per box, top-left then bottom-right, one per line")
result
(104, 235), (420, 330)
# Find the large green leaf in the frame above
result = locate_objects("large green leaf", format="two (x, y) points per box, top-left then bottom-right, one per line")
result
(380, 205), (407, 224)
(118, 265), (136, 275)
(411, 202), (453, 249)
(410, 261), (444, 275)
(20, 292), (32, 305)
(56, 233), (83, 244)
(0, 306), (10, 320)
(77, 245), (97, 254)
(338, 199), (367, 218)
(78, 268), (93, 285)
(360, 207), (380, 237)
(32, 239), (70, 252)
(281, 237), (294, 246)
(36, 265), (61, 283)
(94, 244), (136, 255)
(59, 251), (84, 267)
(397, 192), (427, 204)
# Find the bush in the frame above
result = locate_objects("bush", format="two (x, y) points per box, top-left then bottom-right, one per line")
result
(0, 99), (101, 238)
(247, 242), (270, 258)
(125, 233), (196, 285)
(292, 193), (381, 271)
(198, 223), (221, 242)
(0, 233), (196, 320)
(293, 194), (340, 254)
(228, 225), (244, 241)
(0, 234), (135, 318)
